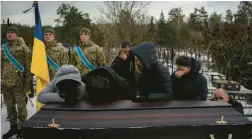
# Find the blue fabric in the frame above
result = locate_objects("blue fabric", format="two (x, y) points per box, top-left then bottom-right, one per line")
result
(47, 55), (59, 70)
(34, 2), (44, 42)
(3, 43), (24, 72)
(75, 46), (94, 71)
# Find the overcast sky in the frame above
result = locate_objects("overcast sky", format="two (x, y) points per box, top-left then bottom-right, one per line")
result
(1, 1), (240, 26)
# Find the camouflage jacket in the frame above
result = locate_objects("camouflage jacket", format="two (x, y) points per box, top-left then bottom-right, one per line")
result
(70, 40), (106, 74)
(46, 41), (69, 79)
(1, 37), (32, 91)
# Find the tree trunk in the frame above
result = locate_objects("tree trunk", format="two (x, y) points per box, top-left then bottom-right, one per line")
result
(207, 51), (210, 71)
(194, 51), (197, 60)
(227, 64), (232, 82)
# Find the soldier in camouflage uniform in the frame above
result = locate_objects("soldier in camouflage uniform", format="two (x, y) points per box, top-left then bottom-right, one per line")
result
(44, 28), (69, 79)
(71, 27), (106, 74)
(1, 26), (32, 139)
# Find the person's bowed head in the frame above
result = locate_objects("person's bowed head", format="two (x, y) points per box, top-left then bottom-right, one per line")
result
(213, 88), (244, 115)
(213, 88), (230, 102)
(118, 40), (133, 60)
(56, 79), (83, 105)
(174, 56), (192, 79)
(37, 65), (86, 105)
(171, 55), (208, 101)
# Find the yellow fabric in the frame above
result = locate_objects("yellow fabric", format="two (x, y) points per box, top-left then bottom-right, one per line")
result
(31, 38), (50, 111)
(135, 60), (142, 74)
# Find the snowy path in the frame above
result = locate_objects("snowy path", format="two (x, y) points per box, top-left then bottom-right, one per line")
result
(1, 97), (36, 137)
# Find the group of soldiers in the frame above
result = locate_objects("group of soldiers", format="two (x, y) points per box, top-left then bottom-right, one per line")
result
(1, 26), (106, 139)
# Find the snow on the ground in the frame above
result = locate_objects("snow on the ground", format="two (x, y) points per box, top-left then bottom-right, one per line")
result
(1, 97), (36, 137)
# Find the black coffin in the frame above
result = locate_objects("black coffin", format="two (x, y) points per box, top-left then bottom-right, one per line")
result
(23, 101), (252, 139)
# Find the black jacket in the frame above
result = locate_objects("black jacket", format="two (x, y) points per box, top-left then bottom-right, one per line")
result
(171, 58), (208, 100)
(111, 55), (135, 86)
(228, 97), (244, 115)
(112, 42), (173, 100)
(210, 97), (244, 115)
(82, 66), (132, 103)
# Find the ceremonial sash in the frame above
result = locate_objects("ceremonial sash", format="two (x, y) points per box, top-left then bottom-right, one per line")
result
(46, 55), (59, 70)
(75, 46), (95, 71)
(3, 43), (24, 72)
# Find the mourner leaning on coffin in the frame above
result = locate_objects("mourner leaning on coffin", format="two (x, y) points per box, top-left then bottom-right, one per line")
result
(171, 56), (208, 100)
(81, 66), (132, 102)
(212, 88), (244, 115)
(38, 65), (87, 104)
(111, 42), (173, 100)
(111, 40), (134, 85)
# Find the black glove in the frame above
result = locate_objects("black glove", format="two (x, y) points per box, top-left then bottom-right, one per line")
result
(57, 79), (81, 105)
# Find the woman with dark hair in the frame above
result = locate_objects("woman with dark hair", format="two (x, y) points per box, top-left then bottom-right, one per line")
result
(111, 42), (173, 101)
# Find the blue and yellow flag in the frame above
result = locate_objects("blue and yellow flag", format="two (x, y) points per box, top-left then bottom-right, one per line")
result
(30, 2), (50, 111)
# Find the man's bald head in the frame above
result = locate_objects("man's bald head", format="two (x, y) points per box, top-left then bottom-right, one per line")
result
(214, 88), (229, 96)
(213, 88), (230, 102)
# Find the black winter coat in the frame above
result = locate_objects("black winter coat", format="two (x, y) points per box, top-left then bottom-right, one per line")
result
(111, 42), (173, 100)
(111, 55), (135, 87)
(81, 66), (131, 102)
(171, 58), (208, 101)
(210, 97), (244, 115)
(228, 97), (244, 115)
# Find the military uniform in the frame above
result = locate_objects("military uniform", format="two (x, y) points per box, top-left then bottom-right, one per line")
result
(1, 35), (31, 134)
(71, 28), (106, 74)
(44, 28), (69, 79)
(46, 40), (69, 78)
(71, 40), (106, 74)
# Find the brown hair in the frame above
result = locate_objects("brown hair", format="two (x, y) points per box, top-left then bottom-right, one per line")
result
(121, 40), (132, 48)
(175, 56), (192, 67)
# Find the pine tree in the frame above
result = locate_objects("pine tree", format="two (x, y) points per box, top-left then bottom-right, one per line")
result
(155, 11), (168, 46)
(146, 16), (156, 42)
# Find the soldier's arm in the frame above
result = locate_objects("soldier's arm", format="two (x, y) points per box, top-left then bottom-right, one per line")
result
(1, 45), (4, 79)
(60, 47), (70, 65)
(96, 46), (106, 66)
(23, 44), (32, 92)
(69, 47), (77, 66)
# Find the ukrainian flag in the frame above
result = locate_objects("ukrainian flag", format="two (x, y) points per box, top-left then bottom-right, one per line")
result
(31, 1), (50, 111)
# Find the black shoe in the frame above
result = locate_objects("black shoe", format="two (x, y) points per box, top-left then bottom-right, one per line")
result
(16, 129), (24, 139)
(2, 124), (17, 139)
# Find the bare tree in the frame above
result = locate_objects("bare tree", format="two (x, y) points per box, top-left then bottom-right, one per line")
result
(209, 22), (250, 81)
(100, 1), (151, 45)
